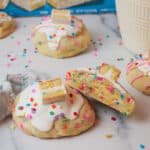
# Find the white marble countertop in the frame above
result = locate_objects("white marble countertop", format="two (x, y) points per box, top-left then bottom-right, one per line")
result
(0, 14), (150, 150)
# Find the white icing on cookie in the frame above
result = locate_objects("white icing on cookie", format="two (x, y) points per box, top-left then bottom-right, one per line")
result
(137, 59), (150, 76)
(32, 16), (83, 50)
(15, 82), (83, 132)
(0, 12), (12, 23)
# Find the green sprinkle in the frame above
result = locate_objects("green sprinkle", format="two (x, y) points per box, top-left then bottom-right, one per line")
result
(120, 93), (125, 99)
(25, 65), (29, 68)
(50, 111), (55, 116)
(106, 35), (110, 38)
(38, 41), (42, 45)
(93, 75), (97, 80)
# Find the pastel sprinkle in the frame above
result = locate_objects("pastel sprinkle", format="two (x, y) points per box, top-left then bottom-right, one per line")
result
(31, 108), (36, 113)
(105, 134), (113, 139)
(111, 116), (117, 121)
(120, 93), (125, 99)
(60, 112), (65, 117)
(26, 103), (31, 107)
(32, 89), (36, 93)
(26, 114), (32, 120)
(50, 111), (55, 116)
(139, 144), (145, 149)
(51, 104), (56, 109)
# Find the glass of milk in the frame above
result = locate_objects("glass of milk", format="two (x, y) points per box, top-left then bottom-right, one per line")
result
(116, 0), (150, 55)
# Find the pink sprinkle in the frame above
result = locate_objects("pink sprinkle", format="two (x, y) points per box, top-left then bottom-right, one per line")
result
(27, 60), (32, 64)
(10, 57), (16, 61)
(107, 86), (113, 93)
(118, 41), (123, 46)
(16, 41), (21, 45)
(32, 89), (36, 93)
(7, 63), (11, 67)
(20, 123), (24, 129)
(26, 114), (32, 120)
(43, 16), (51, 21)
(97, 76), (104, 81)
(111, 116), (117, 121)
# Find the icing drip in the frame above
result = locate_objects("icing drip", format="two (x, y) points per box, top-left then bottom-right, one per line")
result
(32, 16), (83, 50)
(15, 83), (83, 132)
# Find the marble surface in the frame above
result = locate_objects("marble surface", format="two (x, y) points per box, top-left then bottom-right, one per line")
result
(0, 14), (150, 150)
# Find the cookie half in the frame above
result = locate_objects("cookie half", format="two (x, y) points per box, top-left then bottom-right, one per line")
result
(66, 64), (135, 116)
(12, 81), (95, 138)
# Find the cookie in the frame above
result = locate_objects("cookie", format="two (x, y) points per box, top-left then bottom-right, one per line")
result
(12, 81), (95, 138)
(126, 57), (150, 95)
(11, 0), (46, 11)
(47, 0), (92, 9)
(0, 0), (9, 9)
(0, 12), (16, 38)
(66, 64), (135, 116)
(32, 9), (90, 58)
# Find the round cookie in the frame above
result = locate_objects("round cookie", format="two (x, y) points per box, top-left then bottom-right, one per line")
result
(31, 14), (90, 58)
(126, 57), (150, 95)
(12, 82), (95, 138)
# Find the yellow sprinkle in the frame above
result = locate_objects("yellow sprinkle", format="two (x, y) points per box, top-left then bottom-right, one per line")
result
(105, 134), (113, 139)
(10, 124), (16, 130)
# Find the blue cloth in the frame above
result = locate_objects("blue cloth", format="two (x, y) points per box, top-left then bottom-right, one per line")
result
(0, 0), (115, 17)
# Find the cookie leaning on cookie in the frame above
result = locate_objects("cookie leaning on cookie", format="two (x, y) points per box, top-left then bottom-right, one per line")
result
(12, 78), (95, 138)
(32, 9), (90, 58)
(0, 12), (16, 38)
(66, 64), (135, 116)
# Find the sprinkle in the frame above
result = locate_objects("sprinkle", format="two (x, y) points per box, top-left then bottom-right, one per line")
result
(71, 32), (75, 36)
(106, 34), (110, 38)
(33, 102), (38, 107)
(10, 124), (16, 130)
(60, 112), (65, 117)
(53, 116), (58, 121)
(69, 93), (73, 97)
(49, 111), (55, 116)
(19, 123), (24, 129)
(111, 116), (117, 121)
(127, 97), (133, 103)
(73, 112), (78, 116)
(18, 106), (24, 110)
(26, 103), (31, 107)
(74, 122), (81, 128)
(97, 76), (104, 81)
(32, 89), (36, 93)
(62, 124), (67, 129)
(105, 134), (113, 139)
(30, 97), (34, 102)
(139, 144), (145, 149)
(120, 93), (125, 99)
(107, 86), (114, 93)
(24, 65), (29, 68)
(26, 114), (32, 120)
(31, 108), (36, 114)
(51, 104), (56, 109)
(69, 99), (74, 104)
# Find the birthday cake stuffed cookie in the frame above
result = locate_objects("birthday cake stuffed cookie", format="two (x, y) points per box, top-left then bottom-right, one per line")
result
(32, 10), (90, 58)
(12, 79), (95, 138)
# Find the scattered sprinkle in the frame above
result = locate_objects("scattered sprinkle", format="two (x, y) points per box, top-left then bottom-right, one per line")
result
(105, 134), (113, 139)
(139, 144), (145, 149)
(111, 116), (117, 121)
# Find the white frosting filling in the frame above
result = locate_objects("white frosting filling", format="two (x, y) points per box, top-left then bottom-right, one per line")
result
(15, 83), (83, 132)
(137, 60), (150, 76)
